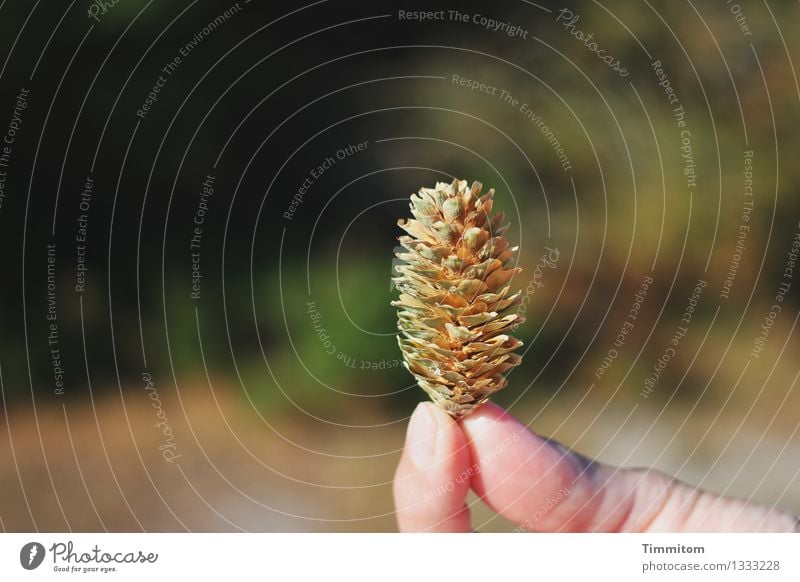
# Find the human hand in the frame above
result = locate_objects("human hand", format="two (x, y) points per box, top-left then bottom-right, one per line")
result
(393, 401), (798, 532)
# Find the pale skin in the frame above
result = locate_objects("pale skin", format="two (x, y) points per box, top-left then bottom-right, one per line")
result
(393, 401), (799, 532)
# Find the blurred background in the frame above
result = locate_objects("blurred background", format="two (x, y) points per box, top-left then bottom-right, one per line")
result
(0, 0), (798, 531)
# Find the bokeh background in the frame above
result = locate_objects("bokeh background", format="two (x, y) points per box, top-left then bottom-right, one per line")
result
(0, 0), (798, 531)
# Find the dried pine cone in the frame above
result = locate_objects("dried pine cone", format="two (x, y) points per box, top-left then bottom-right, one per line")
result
(391, 179), (524, 419)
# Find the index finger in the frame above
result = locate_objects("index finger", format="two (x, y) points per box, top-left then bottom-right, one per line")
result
(459, 402), (669, 531)
(460, 403), (797, 532)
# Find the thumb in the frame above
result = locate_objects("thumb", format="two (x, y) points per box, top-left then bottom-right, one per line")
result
(393, 402), (472, 532)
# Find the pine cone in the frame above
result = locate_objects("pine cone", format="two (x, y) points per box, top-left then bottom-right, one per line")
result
(391, 179), (524, 419)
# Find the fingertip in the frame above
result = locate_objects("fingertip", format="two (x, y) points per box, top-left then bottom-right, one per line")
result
(393, 401), (473, 532)
(464, 400), (510, 421)
(457, 402), (584, 528)
(460, 401), (535, 458)
(461, 400), (528, 432)
(403, 402), (441, 469)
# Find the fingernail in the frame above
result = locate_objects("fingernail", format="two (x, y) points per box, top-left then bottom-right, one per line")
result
(405, 402), (439, 468)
